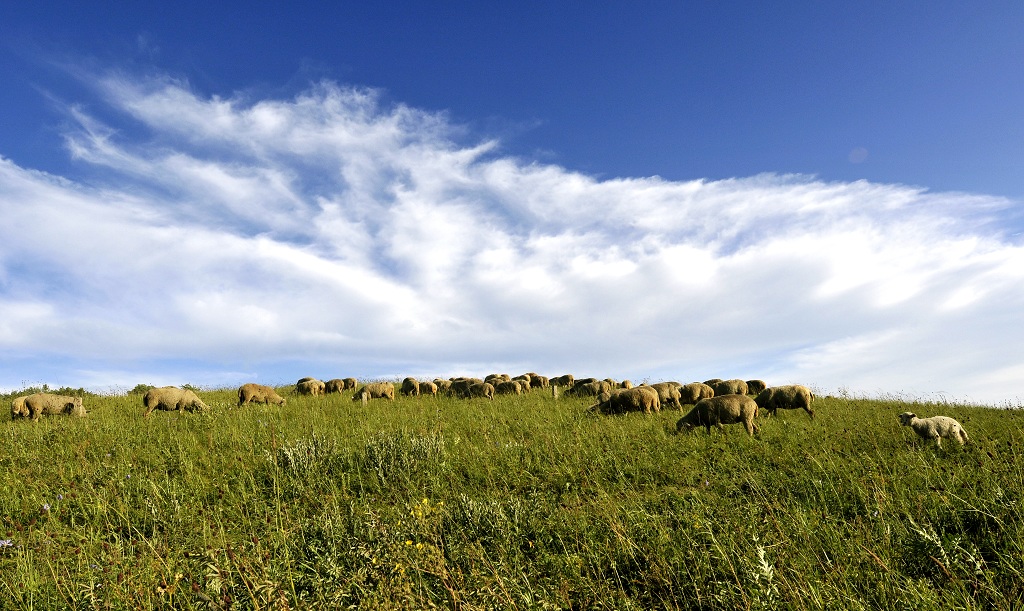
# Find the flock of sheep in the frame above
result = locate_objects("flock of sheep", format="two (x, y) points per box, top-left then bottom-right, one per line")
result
(8, 372), (970, 448)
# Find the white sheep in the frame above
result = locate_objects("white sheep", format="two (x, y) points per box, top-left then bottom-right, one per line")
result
(898, 412), (969, 448)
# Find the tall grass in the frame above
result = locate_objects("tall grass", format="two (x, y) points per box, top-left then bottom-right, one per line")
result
(1, 386), (1021, 609)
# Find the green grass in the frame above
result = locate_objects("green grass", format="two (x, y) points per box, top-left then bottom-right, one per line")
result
(1, 385), (1022, 609)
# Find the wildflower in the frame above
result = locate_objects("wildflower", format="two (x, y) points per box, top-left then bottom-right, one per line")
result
(405, 540), (412, 546)
(0, 539), (13, 548)
(42, 504), (50, 512)
(56, 494), (63, 501)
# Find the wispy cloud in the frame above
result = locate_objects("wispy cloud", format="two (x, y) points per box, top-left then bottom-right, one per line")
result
(2, 72), (1022, 403)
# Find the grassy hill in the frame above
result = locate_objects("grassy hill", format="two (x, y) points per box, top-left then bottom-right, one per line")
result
(1, 385), (1021, 609)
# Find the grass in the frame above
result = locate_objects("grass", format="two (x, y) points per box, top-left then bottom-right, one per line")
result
(1, 384), (1022, 609)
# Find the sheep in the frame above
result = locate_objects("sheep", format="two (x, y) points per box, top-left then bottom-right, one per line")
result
(418, 381), (438, 397)
(898, 412), (969, 448)
(433, 379), (452, 394)
(352, 382), (395, 402)
(565, 380), (612, 398)
(342, 377), (358, 390)
(485, 373), (511, 385)
(447, 378), (474, 398)
(551, 374), (574, 388)
(745, 379), (768, 395)
(755, 385), (814, 419)
(589, 386), (661, 415)
(619, 380), (634, 389)
(143, 387), (209, 416)
(494, 380), (524, 396)
(324, 379), (347, 394)
(11, 393), (86, 422)
(467, 382), (495, 400)
(676, 394), (759, 436)
(711, 379), (749, 396)
(238, 383), (286, 406)
(530, 375), (550, 389)
(647, 382), (683, 409)
(703, 378), (724, 386)
(678, 382), (715, 406)
(400, 377), (421, 397)
(296, 379), (326, 396)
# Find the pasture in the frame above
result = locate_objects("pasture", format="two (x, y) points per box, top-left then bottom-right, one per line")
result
(1, 383), (1022, 609)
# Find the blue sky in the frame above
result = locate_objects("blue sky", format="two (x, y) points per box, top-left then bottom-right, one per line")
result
(1, 2), (1023, 403)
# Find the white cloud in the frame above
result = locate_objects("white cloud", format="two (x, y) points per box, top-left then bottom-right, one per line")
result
(1, 73), (1023, 404)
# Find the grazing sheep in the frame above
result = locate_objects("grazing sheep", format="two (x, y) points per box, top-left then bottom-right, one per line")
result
(494, 380), (524, 395)
(898, 412), (969, 448)
(485, 373), (511, 384)
(296, 379), (326, 396)
(678, 382), (715, 407)
(143, 387), (209, 416)
(573, 377), (598, 387)
(590, 386), (661, 415)
(565, 380), (612, 397)
(467, 382), (495, 400)
(418, 381), (438, 397)
(352, 382), (395, 402)
(703, 378), (724, 386)
(342, 377), (358, 390)
(238, 383), (286, 406)
(676, 394), (759, 436)
(433, 379), (452, 394)
(513, 374), (533, 387)
(324, 379), (347, 394)
(11, 393), (86, 422)
(447, 379), (474, 398)
(711, 379), (749, 396)
(551, 374), (574, 388)
(530, 375), (550, 389)
(647, 382), (683, 409)
(755, 385), (814, 419)
(746, 379), (768, 395)
(619, 380), (634, 389)
(400, 377), (421, 397)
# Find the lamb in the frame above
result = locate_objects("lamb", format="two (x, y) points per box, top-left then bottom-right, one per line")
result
(143, 387), (209, 416)
(237, 383), (286, 406)
(352, 382), (395, 402)
(676, 394), (759, 436)
(589, 386), (660, 415)
(755, 385), (815, 419)
(11, 393), (86, 422)
(898, 412), (969, 448)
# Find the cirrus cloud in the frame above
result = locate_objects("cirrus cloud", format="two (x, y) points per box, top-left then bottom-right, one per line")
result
(1, 72), (1022, 404)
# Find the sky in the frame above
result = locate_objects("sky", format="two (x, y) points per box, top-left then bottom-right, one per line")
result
(1, 2), (1022, 404)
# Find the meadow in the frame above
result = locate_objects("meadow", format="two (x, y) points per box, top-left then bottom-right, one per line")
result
(1, 383), (1022, 610)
